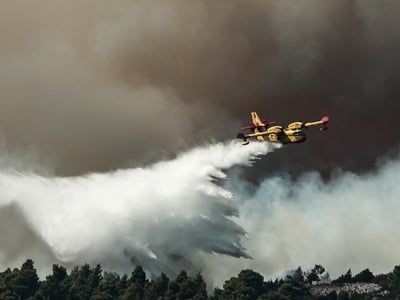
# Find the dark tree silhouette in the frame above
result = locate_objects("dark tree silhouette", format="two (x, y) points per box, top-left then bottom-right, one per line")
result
(0, 259), (396, 300)
(35, 264), (68, 300)
(221, 269), (265, 300)
(333, 269), (353, 284)
(7, 259), (39, 300)
(144, 272), (169, 300)
(306, 265), (326, 283)
(353, 269), (374, 283)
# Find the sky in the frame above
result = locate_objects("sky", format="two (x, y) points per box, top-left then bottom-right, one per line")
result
(0, 0), (400, 284)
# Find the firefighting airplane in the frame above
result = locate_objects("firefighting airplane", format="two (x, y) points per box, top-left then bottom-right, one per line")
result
(237, 112), (329, 145)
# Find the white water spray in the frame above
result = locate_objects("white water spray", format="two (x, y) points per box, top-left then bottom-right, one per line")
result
(0, 141), (277, 276)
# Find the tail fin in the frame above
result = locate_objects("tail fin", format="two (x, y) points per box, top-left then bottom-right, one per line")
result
(251, 112), (267, 133)
(251, 112), (265, 126)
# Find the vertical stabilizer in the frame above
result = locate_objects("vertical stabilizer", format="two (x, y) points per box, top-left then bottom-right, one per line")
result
(251, 112), (267, 132)
(251, 112), (265, 126)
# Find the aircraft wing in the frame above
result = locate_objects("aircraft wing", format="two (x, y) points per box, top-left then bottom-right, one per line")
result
(304, 116), (329, 130)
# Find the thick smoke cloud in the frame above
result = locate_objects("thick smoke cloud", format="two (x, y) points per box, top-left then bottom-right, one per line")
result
(0, 1), (399, 175)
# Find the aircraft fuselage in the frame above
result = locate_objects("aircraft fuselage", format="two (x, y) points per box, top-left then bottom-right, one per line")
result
(237, 112), (328, 145)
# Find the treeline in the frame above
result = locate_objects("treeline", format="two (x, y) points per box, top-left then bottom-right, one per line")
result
(1, 259), (400, 299)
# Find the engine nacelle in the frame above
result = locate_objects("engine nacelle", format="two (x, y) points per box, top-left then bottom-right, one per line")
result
(287, 122), (303, 130)
(267, 126), (283, 134)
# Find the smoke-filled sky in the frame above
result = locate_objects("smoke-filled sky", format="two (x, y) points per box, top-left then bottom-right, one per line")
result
(1, 0), (399, 175)
(1, 0), (400, 286)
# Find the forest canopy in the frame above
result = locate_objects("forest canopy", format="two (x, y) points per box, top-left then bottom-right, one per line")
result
(0, 259), (397, 299)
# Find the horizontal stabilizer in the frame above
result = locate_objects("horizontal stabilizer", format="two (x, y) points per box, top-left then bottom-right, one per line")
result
(241, 125), (257, 130)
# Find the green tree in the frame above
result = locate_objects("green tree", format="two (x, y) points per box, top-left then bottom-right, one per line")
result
(373, 273), (389, 290)
(190, 272), (207, 300)
(210, 287), (223, 300)
(65, 264), (102, 300)
(116, 274), (128, 298)
(7, 259), (40, 300)
(90, 272), (121, 300)
(222, 269), (265, 300)
(0, 268), (12, 296)
(168, 271), (192, 300)
(120, 266), (148, 300)
(145, 272), (169, 300)
(286, 267), (305, 285)
(129, 266), (147, 288)
(388, 265), (400, 295)
(164, 270), (207, 300)
(333, 269), (352, 284)
(221, 276), (241, 299)
(165, 278), (180, 299)
(120, 283), (145, 300)
(277, 282), (309, 300)
(264, 291), (290, 300)
(306, 265), (325, 284)
(353, 269), (374, 283)
(177, 277), (196, 299)
(34, 264), (68, 300)
(0, 288), (18, 300)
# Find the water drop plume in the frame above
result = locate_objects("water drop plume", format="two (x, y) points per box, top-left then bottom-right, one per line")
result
(0, 140), (278, 277)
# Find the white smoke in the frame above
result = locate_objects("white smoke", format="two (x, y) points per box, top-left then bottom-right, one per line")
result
(0, 141), (277, 277)
(203, 155), (400, 286)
